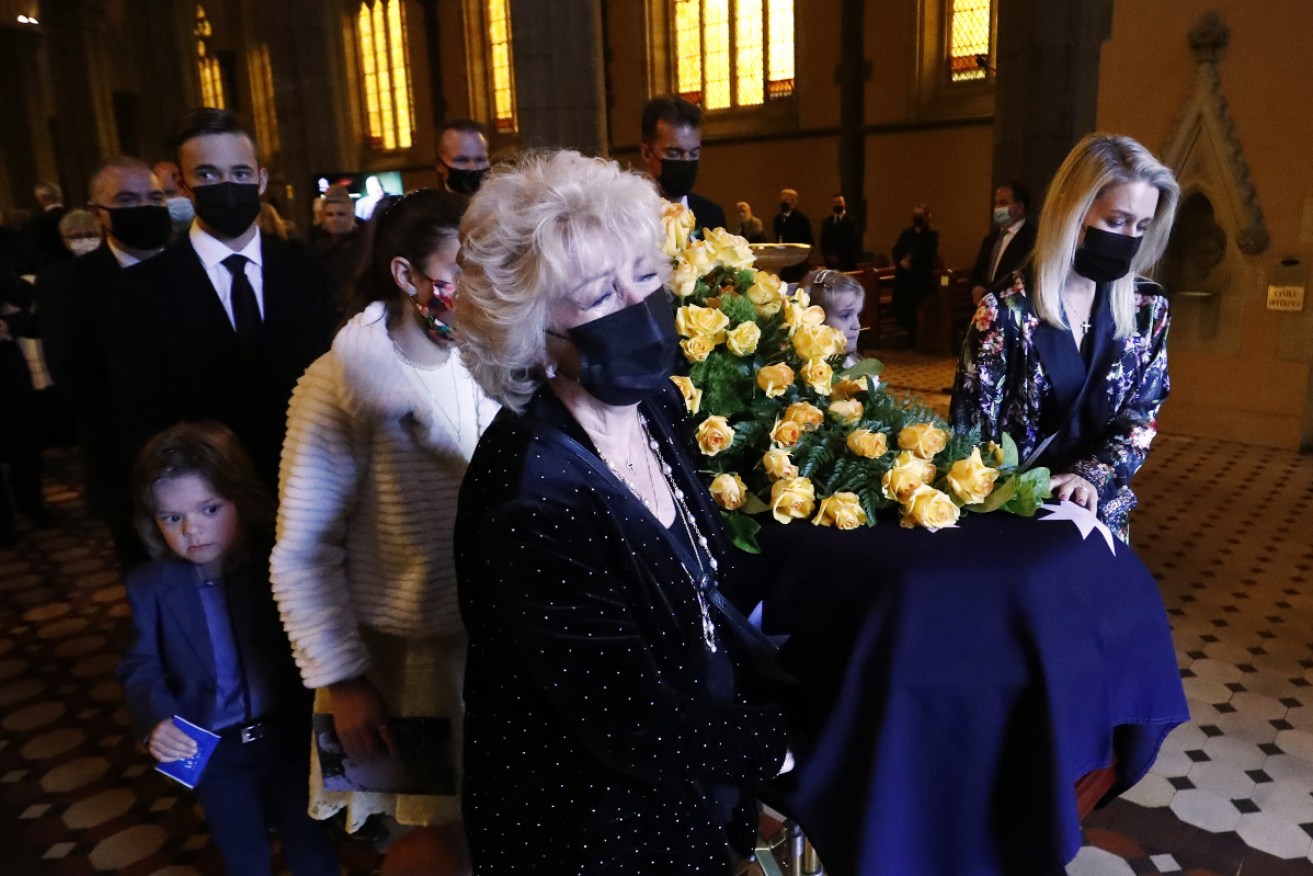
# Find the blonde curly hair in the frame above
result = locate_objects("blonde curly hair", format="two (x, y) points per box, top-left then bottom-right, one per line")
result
(456, 149), (665, 411)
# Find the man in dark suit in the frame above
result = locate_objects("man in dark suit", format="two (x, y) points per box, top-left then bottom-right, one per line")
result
(108, 109), (333, 491)
(773, 188), (814, 283)
(969, 181), (1037, 305)
(11, 181), (69, 276)
(820, 193), (859, 270)
(639, 95), (727, 232)
(891, 204), (938, 345)
(36, 157), (172, 568)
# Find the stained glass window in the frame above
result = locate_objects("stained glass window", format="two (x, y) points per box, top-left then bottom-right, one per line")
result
(673, 0), (793, 110)
(195, 5), (225, 109)
(355, 0), (415, 151)
(487, 0), (517, 133)
(248, 43), (280, 156)
(949, 0), (992, 82)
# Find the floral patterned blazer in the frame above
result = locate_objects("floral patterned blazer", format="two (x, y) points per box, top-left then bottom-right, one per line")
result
(949, 274), (1170, 540)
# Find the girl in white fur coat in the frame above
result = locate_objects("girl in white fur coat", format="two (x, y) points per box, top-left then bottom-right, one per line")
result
(272, 190), (497, 873)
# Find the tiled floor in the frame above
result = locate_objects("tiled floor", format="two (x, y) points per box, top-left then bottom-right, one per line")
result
(1, 354), (1311, 875)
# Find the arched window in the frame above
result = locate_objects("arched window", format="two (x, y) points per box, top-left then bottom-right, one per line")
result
(355, 0), (415, 151)
(947, 0), (994, 83)
(486, 0), (517, 133)
(248, 43), (280, 158)
(195, 4), (226, 109)
(673, 0), (793, 111)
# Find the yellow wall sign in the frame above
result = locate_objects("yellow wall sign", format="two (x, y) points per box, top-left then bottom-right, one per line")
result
(1266, 284), (1305, 312)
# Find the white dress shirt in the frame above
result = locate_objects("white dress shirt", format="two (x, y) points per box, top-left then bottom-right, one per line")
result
(989, 217), (1027, 282)
(106, 239), (143, 269)
(189, 222), (265, 328)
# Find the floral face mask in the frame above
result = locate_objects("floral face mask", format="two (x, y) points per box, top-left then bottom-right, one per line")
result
(410, 276), (457, 343)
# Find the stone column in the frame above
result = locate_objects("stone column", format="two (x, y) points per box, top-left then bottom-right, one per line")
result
(509, 0), (608, 155)
(991, 0), (1113, 206)
(0, 24), (57, 210)
(252, 0), (356, 231)
(40, 0), (121, 203)
(836, 0), (868, 254)
(131, 0), (199, 160)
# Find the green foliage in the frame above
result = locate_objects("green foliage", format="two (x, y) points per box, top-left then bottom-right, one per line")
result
(1002, 467), (1052, 517)
(723, 511), (763, 554)
(719, 293), (758, 326)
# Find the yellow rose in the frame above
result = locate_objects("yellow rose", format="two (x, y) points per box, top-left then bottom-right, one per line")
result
(695, 415), (735, 457)
(680, 238), (720, 276)
(984, 440), (1006, 466)
(900, 484), (961, 532)
(675, 303), (729, 342)
(830, 376), (866, 400)
(703, 227), (755, 270)
(827, 398), (864, 427)
(726, 321), (761, 356)
(846, 429), (888, 458)
(793, 323), (842, 361)
(898, 422), (948, 460)
(783, 401), (825, 432)
(746, 271), (786, 317)
(661, 200), (696, 258)
(812, 492), (868, 530)
(770, 476), (816, 524)
(881, 451), (937, 503)
(800, 358), (833, 395)
(769, 418), (802, 448)
(709, 472), (748, 510)
(756, 362), (795, 398)
(792, 289), (811, 308)
(784, 300), (828, 335)
(762, 448), (798, 481)
(681, 336), (715, 362)
(669, 258), (700, 298)
(669, 375), (702, 415)
(946, 447), (1001, 505)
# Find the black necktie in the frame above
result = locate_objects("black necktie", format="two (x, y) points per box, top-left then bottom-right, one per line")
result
(221, 254), (261, 345)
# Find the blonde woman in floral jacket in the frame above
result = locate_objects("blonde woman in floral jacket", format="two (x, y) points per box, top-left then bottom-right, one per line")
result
(950, 134), (1179, 542)
(271, 189), (497, 873)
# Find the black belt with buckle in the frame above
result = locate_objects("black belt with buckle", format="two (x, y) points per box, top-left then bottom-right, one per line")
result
(219, 718), (270, 744)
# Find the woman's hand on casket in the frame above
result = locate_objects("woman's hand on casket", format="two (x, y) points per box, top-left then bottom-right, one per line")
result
(1050, 472), (1098, 515)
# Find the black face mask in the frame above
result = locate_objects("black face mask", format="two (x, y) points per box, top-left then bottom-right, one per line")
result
(1073, 226), (1142, 283)
(658, 159), (699, 200)
(558, 290), (679, 407)
(833, 205), (844, 215)
(912, 215), (926, 229)
(191, 182), (262, 239)
(442, 162), (488, 196)
(102, 205), (172, 250)
(780, 201), (791, 213)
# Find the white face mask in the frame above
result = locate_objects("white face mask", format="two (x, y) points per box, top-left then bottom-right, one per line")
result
(67, 237), (101, 256)
(992, 206), (1013, 227)
(167, 196), (195, 224)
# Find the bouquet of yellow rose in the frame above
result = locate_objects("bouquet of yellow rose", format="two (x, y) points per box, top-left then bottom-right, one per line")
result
(660, 201), (1051, 552)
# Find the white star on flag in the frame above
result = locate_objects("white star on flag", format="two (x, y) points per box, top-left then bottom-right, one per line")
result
(1037, 500), (1116, 555)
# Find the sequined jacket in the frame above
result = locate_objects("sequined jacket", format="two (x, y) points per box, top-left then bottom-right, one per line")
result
(455, 387), (789, 875)
(949, 275), (1171, 540)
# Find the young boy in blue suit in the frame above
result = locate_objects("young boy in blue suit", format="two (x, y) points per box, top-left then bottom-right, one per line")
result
(117, 422), (338, 876)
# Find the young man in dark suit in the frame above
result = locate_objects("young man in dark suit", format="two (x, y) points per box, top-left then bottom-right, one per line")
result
(107, 109), (333, 492)
(36, 157), (172, 568)
(968, 181), (1038, 305)
(639, 95), (727, 232)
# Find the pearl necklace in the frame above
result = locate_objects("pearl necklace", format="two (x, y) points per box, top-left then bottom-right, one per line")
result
(393, 339), (479, 449)
(641, 415), (720, 652)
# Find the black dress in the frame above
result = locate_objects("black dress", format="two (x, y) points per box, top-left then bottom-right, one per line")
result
(455, 386), (789, 874)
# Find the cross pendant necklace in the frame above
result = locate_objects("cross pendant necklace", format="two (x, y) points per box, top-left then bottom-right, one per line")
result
(1080, 318), (1091, 332)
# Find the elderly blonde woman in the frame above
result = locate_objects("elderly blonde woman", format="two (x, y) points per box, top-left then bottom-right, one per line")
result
(950, 133), (1181, 541)
(454, 149), (790, 874)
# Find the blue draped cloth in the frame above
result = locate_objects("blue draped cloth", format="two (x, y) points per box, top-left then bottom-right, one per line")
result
(756, 509), (1187, 876)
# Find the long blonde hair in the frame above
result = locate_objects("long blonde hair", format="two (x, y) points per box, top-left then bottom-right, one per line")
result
(1032, 134), (1180, 338)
